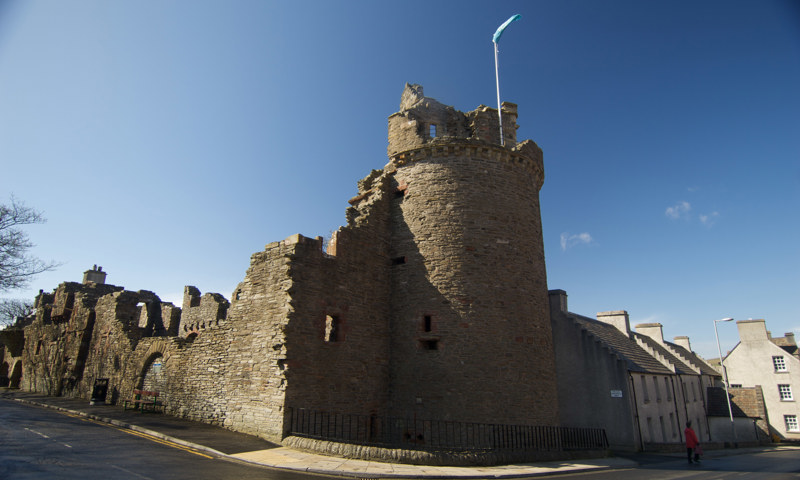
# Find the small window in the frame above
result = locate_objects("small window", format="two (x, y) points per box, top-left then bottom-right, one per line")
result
(779, 384), (793, 401)
(653, 376), (661, 402)
(786, 415), (799, 432)
(391, 256), (406, 265)
(421, 339), (438, 350)
(423, 315), (432, 333)
(664, 377), (672, 401)
(774, 356), (788, 372)
(324, 315), (339, 342)
(429, 124), (437, 138)
(641, 375), (650, 402)
(731, 384), (742, 388)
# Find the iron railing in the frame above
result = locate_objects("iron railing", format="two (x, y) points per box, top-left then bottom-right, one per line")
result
(286, 408), (608, 452)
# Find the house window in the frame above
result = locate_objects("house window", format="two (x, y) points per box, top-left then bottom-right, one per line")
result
(664, 377), (672, 401)
(653, 376), (661, 402)
(774, 356), (788, 372)
(641, 375), (650, 402)
(731, 384), (742, 388)
(429, 124), (437, 138)
(779, 384), (793, 401)
(669, 413), (677, 438)
(786, 415), (799, 432)
(324, 315), (339, 342)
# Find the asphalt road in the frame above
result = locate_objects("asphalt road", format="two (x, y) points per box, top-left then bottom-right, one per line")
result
(542, 448), (800, 479)
(0, 399), (331, 480)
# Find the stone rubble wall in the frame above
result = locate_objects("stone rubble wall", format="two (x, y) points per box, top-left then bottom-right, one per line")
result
(12, 83), (562, 447)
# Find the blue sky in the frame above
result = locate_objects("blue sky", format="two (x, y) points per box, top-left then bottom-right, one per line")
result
(1, 0), (798, 359)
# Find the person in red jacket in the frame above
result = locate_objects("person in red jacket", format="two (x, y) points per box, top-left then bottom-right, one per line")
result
(685, 421), (700, 464)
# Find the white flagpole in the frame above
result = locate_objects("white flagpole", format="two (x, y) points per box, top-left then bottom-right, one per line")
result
(494, 41), (504, 146)
(492, 14), (520, 147)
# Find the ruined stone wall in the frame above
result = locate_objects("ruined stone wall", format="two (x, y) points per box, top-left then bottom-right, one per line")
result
(14, 84), (564, 445)
(281, 169), (393, 417)
(21, 282), (123, 396)
(384, 84), (558, 426)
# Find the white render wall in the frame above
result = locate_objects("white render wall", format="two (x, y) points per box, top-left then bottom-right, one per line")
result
(725, 320), (800, 440)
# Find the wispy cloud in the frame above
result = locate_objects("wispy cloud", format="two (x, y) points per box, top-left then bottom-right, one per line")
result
(560, 232), (593, 251)
(665, 201), (691, 220)
(699, 211), (719, 227)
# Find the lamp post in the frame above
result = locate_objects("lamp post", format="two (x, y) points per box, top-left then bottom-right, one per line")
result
(714, 317), (737, 446)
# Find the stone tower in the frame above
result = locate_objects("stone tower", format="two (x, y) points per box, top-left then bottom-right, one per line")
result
(385, 84), (558, 426)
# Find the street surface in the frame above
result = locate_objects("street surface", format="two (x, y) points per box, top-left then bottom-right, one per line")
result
(2, 396), (800, 479)
(543, 448), (800, 479)
(0, 398), (326, 479)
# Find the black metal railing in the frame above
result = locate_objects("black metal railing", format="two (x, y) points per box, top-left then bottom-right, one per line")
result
(286, 408), (608, 452)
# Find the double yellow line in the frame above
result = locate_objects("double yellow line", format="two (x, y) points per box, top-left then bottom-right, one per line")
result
(62, 412), (214, 459)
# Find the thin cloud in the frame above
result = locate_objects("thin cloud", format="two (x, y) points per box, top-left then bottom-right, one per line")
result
(665, 201), (691, 220)
(699, 211), (720, 227)
(560, 232), (593, 251)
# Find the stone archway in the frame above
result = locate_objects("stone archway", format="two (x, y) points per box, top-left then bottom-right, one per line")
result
(141, 353), (166, 393)
(135, 340), (171, 406)
(9, 361), (22, 389)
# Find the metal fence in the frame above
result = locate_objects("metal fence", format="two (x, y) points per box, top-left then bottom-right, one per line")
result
(286, 408), (608, 452)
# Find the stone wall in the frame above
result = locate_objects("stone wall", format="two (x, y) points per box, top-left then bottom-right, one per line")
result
(384, 84), (557, 426)
(12, 83), (562, 446)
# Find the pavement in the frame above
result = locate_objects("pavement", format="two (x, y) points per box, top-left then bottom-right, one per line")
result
(2, 389), (786, 478)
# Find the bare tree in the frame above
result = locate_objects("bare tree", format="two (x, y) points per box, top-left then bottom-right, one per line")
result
(0, 298), (33, 328)
(0, 196), (58, 292)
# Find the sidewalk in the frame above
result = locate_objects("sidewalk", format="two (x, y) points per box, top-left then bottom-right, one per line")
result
(1, 389), (635, 477)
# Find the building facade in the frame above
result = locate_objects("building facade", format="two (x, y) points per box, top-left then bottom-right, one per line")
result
(724, 319), (800, 440)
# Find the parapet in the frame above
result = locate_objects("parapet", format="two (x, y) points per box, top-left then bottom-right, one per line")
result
(387, 83), (519, 157)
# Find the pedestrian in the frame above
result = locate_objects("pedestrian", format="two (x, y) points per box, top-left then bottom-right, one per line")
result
(685, 421), (700, 464)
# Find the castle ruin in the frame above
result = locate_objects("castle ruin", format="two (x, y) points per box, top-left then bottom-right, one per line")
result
(2, 85), (585, 461)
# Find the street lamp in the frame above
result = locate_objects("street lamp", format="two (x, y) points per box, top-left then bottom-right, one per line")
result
(714, 317), (737, 446)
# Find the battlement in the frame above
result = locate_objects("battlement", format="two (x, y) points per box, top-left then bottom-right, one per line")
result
(387, 84), (520, 157)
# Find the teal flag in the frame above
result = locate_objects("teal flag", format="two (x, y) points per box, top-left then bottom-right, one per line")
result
(492, 14), (522, 43)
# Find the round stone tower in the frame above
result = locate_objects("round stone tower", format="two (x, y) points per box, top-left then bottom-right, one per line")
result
(385, 84), (558, 426)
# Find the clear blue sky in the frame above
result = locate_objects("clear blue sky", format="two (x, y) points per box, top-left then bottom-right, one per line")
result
(1, 0), (798, 359)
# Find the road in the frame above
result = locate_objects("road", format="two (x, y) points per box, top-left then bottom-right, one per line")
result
(543, 448), (800, 479)
(0, 399), (328, 480)
(3, 397), (799, 479)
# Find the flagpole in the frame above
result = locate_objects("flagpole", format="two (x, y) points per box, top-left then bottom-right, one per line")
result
(494, 41), (504, 146)
(491, 14), (521, 148)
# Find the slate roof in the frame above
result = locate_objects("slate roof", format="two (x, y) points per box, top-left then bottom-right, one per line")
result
(633, 333), (696, 375)
(568, 313), (674, 375)
(665, 340), (721, 376)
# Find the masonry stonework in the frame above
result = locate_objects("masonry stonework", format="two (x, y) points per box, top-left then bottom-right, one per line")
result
(8, 84), (560, 448)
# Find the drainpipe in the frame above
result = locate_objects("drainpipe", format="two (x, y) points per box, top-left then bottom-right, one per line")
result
(669, 376), (684, 443)
(629, 373), (645, 451)
(678, 375), (691, 431)
(699, 376), (711, 441)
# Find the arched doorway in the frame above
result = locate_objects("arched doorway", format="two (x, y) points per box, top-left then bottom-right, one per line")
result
(141, 354), (166, 395)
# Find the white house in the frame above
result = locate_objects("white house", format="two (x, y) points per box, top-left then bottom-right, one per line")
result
(724, 319), (800, 440)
